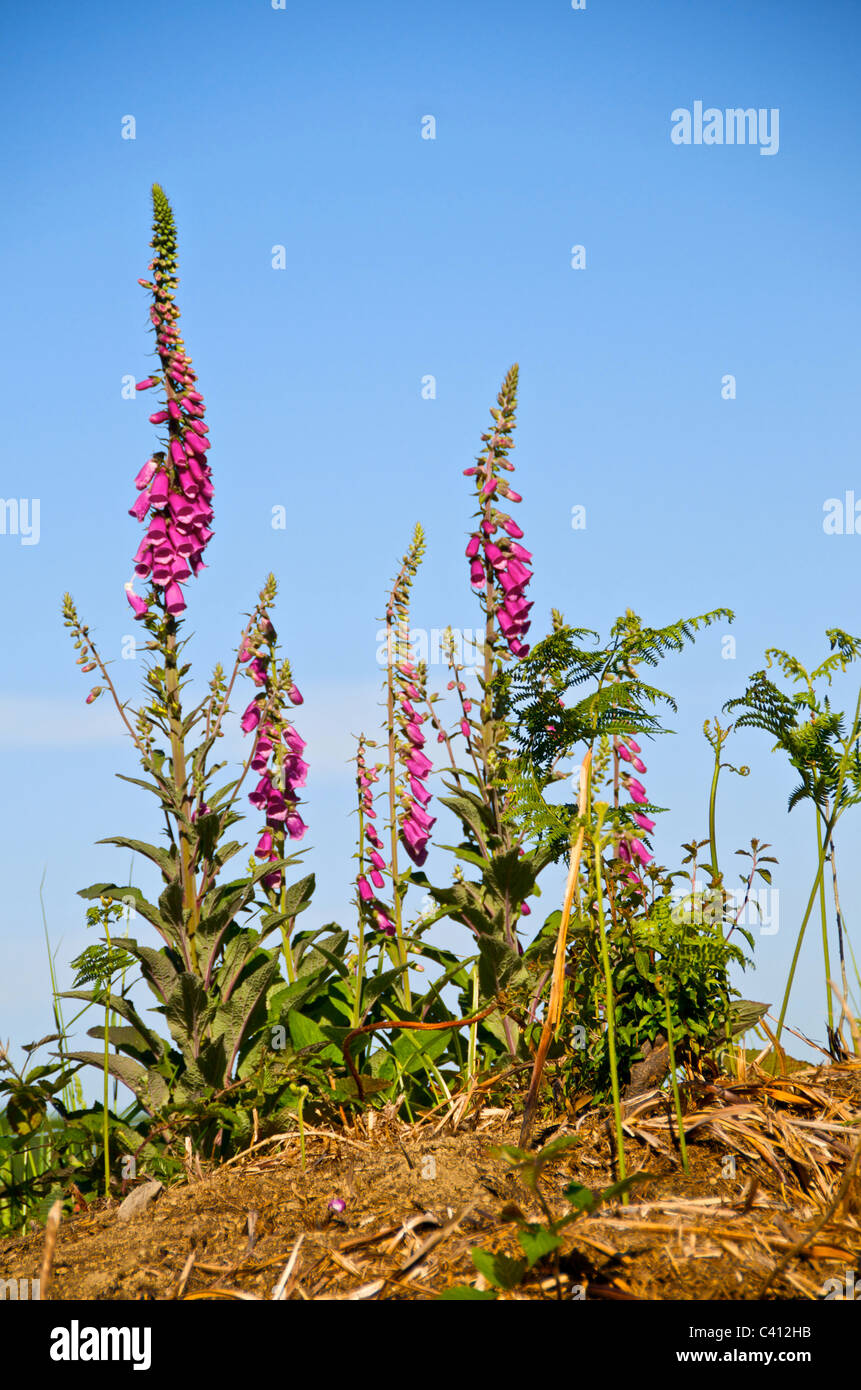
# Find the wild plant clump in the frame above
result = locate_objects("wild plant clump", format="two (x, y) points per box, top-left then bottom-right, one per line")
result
(2, 185), (859, 1233)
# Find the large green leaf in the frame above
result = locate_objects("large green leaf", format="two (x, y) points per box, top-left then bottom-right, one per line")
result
(267, 967), (332, 1021)
(84, 1024), (156, 1064)
(215, 954), (281, 1074)
(477, 936), (529, 997)
(66, 1050), (148, 1098)
(110, 937), (181, 1004)
(471, 1247), (526, 1290)
(295, 928), (349, 978)
(97, 835), (179, 879)
(59, 989), (169, 1061)
(163, 974), (215, 1058)
(287, 1010), (342, 1063)
(439, 794), (493, 848)
(517, 1225), (561, 1268)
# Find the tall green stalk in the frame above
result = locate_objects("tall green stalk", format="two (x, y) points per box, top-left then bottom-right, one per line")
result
(661, 980), (690, 1174)
(591, 804), (627, 1198)
(775, 684), (861, 1043)
(815, 812), (833, 1032)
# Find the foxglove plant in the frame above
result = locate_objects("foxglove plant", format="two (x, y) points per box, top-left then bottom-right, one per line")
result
(240, 612), (309, 980)
(615, 732), (656, 884)
(355, 737), (396, 940)
(60, 186), (315, 1146)
(127, 183), (213, 622)
(381, 526), (430, 1004)
(415, 369), (560, 1058)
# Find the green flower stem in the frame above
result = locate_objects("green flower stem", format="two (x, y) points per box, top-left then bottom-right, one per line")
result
(467, 960), (479, 1083)
(661, 980), (690, 1174)
(279, 851), (296, 986)
(165, 620), (199, 974)
(352, 786), (367, 1029)
(290, 1084), (309, 1171)
(385, 615), (410, 1010)
(707, 738), (721, 887)
(815, 812), (833, 1032)
(101, 906), (115, 1202)
(591, 805), (627, 1199)
(775, 683), (861, 1042)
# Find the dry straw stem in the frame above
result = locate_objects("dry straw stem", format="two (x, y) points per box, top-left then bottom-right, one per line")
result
(38, 1199), (62, 1298)
(758, 1120), (861, 1297)
(519, 749), (593, 1148)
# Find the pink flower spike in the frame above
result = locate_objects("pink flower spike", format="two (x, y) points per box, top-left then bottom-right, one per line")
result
(408, 804), (435, 831)
(164, 580), (186, 615)
(376, 910), (396, 936)
(627, 778), (648, 805)
(124, 583), (149, 618)
(409, 777), (431, 805)
(241, 700), (262, 733)
(134, 458), (158, 490)
(630, 838), (653, 866)
(284, 727), (306, 754)
(406, 751), (433, 778)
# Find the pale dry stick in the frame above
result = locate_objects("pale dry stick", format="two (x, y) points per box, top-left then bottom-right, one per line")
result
(174, 1250), (196, 1299)
(398, 1203), (476, 1274)
(758, 1124), (861, 1297)
(272, 1234), (305, 1301)
(519, 750), (593, 1148)
(38, 1199), (62, 1299)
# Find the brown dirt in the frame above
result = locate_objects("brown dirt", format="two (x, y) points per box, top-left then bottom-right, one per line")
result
(2, 1060), (860, 1301)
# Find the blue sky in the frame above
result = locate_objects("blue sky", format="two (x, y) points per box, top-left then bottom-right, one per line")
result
(2, 0), (860, 1076)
